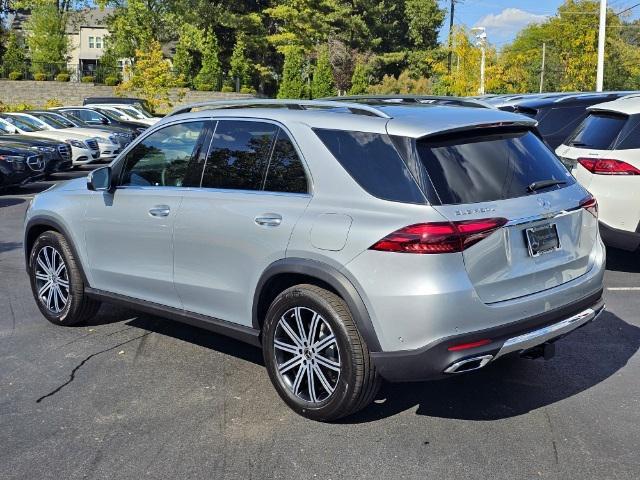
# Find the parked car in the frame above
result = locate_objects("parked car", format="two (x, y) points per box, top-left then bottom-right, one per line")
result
(24, 100), (605, 421)
(556, 95), (640, 251)
(0, 143), (45, 189)
(28, 110), (135, 149)
(84, 104), (159, 126)
(10, 112), (122, 161)
(496, 92), (637, 149)
(83, 96), (157, 117)
(0, 114), (99, 166)
(55, 106), (148, 134)
(0, 129), (72, 178)
(323, 94), (492, 109)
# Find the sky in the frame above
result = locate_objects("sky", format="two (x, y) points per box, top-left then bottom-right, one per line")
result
(440, 0), (640, 47)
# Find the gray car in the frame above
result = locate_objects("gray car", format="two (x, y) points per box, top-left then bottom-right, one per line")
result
(24, 100), (606, 421)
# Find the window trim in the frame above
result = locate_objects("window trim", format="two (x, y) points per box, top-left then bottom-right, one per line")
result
(197, 117), (312, 196)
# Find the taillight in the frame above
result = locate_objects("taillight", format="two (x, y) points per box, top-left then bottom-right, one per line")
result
(579, 195), (598, 218)
(578, 158), (640, 175)
(447, 339), (492, 352)
(370, 218), (508, 254)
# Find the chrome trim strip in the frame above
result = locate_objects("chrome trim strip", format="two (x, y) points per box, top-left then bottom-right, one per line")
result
(444, 355), (493, 374)
(495, 306), (602, 359)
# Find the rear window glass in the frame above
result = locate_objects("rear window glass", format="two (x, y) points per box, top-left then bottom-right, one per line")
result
(315, 129), (425, 204)
(416, 130), (574, 205)
(615, 116), (640, 150)
(566, 113), (627, 149)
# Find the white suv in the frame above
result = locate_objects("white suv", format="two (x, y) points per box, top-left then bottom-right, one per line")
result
(556, 95), (640, 251)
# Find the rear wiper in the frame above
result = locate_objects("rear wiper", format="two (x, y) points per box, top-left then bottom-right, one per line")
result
(569, 141), (589, 147)
(527, 179), (566, 192)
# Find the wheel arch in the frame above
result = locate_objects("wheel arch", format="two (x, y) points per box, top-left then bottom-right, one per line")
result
(253, 258), (381, 352)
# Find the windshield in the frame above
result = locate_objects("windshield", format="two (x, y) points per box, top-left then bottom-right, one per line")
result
(43, 112), (80, 128)
(30, 113), (68, 129)
(566, 112), (627, 150)
(0, 122), (12, 134)
(94, 108), (119, 122)
(1, 115), (43, 132)
(118, 106), (146, 119)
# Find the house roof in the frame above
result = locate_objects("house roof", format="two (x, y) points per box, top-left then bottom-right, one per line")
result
(66, 8), (114, 33)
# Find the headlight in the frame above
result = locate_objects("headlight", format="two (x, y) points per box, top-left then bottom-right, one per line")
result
(65, 139), (86, 148)
(136, 127), (146, 133)
(0, 155), (24, 162)
(35, 146), (56, 153)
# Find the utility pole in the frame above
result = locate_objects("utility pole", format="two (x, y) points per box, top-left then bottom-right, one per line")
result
(447, 0), (455, 74)
(471, 27), (487, 95)
(596, 0), (606, 91)
(539, 42), (546, 93)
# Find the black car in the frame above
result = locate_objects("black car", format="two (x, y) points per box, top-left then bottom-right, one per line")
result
(0, 124), (72, 177)
(0, 144), (45, 189)
(56, 106), (148, 135)
(495, 91), (637, 149)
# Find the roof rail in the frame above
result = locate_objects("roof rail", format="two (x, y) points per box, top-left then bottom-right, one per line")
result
(321, 94), (490, 109)
(167, 99), (391, 118)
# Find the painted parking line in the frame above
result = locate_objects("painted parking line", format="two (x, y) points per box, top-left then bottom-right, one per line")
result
(607, 287), (640, 291)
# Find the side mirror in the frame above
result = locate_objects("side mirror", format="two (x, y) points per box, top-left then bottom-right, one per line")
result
(87, 166), (112, 191)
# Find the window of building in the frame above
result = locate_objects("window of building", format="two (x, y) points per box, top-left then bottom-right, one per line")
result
(88, 36), (95, 48)
(96, 37), (103, 49)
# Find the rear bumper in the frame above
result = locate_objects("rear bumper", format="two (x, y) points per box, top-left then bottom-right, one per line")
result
(600, 221), (640, 252)
(371, 290), (604, 382)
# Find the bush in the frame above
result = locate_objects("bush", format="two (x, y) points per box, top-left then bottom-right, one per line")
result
(174, 79), (189, 88)
(81, 75), (95, 83)
(44, 98), (63, 108)
(221, 85), (234, 93)
(34, 73), (47, 81)
(104, 76), (119, 86)
(12, 103), (34, 111)
(195, 83), (214, 91)
(239, 86), (256, 94)
(8, 71), (23, 81)
(55, 73), (70, 82)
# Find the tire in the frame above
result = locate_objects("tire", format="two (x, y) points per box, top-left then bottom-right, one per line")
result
(263, 284), (381, 422)
(28, 230), (101, 326)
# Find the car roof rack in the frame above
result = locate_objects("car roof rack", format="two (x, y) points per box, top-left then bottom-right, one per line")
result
(167, 99), (391, 119)
(322, 94), (489, 109)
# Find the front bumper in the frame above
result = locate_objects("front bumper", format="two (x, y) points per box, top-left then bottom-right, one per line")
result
(371, 290), (604, 382)
(98, 143), (121, 159)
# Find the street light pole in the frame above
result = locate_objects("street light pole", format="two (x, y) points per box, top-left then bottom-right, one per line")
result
(471, 27), (487, 95)
(596, 0), (607, 91)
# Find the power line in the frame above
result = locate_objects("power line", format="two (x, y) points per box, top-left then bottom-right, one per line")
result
(617, 2), (640, 15)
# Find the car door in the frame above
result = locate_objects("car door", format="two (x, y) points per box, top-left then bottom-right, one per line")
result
(84, 119), (212, 307)
(173, 119), (311, 326)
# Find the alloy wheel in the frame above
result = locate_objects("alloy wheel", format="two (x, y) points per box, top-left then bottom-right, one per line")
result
(34, 246), (69, 314)
(273, 307), (341, 404)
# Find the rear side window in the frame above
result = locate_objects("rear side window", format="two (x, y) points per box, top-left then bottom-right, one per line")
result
(263, 130), (308, 193)
(314, 129), (425, 204)
(201, 120), (278, 191)
(416, 130), (574, 205)
(615, 116), (640, 149)
(567, 113), (627, 149)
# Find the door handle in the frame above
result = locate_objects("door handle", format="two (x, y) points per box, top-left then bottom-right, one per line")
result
(255, 214), (282, 227)
(149, 205), (171, 217)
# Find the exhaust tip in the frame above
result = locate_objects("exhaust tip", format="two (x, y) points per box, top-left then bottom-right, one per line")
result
(444, 354), (493, 374)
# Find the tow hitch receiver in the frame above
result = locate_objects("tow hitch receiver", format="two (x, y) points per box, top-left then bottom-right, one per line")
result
(521, 342), (556, 360)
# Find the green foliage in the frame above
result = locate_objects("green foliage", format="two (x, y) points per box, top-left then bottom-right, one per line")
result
(2, 32), (26, 74)
(194, 32), (221, 89)
(34, 73), (47, 81)
(367, 70), (431, 94)
(195, 83), (214, 91)
(55, 73), (70, 82)
(10, 103), (34, 112)
(117, 40), (177, 111)
(81, 76), (95, 83)
(173, 24), (206, 83)
(240, 86), (256, 94)
(104, 76), (119, 86)
(230, 33), (252, 87)
(311, 47), (335, 98)
(349, 61), (370, 95)
(404, 0), (446, 50)
(221, 85), (234, 93)
(26, 2), (68, 75)
(44, 98), (63, 108)
(277, 47), (307, 99)
(8, 71), (22, 80)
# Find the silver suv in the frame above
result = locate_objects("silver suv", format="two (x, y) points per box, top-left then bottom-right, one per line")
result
(24, 100), (605, 421)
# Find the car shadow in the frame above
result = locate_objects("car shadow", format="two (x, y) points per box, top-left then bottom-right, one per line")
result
(0, 197), (26, 207)
(0, 241), (23, 253)
(342, 311), (639, 423)
(606, 247), (640, 274)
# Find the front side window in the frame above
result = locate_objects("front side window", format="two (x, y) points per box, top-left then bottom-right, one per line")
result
(119, 121), (206, 187)
(201, 120), (278, 190)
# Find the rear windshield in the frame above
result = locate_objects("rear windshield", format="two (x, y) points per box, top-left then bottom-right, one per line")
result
(566, 112), (627, 149)
(416, 129), (574, 205)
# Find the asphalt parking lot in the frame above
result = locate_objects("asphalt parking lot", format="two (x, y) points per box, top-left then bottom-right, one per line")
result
(1, 169), (639, 480)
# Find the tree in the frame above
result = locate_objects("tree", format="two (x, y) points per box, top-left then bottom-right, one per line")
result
(2, 31), (26, 73)
(173, 24), (206, 84)
(277, 47), (306, 99)
(117, 40), (177, 111)
(349, 61), (370, 95)
(404, 0), (445, 50)
(26, 2), (68, 75)
(311, 46), (335, 98)
(230, 33), (252, 88)
(194, 32), (221, 89)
